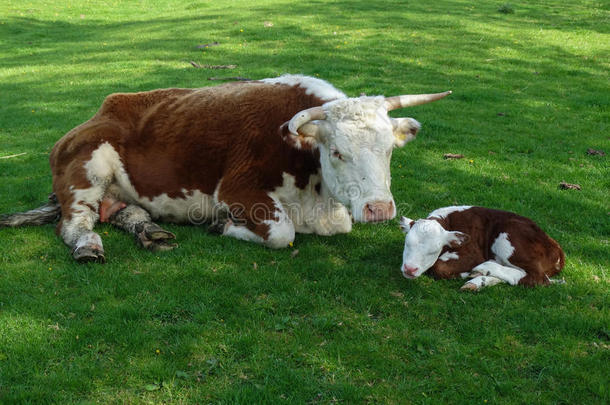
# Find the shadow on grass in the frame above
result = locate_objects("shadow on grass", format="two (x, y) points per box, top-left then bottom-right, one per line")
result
(0, 6), (606, 136)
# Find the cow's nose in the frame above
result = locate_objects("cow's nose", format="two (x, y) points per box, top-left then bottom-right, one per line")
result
(363, 201), (394, 222)
(402, 264), (418, 278)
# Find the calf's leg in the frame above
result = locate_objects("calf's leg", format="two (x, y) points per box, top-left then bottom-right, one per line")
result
(461, 275), (504, 291)
(469, 260), (527, 285)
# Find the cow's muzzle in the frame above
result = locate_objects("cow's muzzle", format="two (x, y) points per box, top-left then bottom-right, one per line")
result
(402, 264), (419, 279)
(363, 200), (394, 222)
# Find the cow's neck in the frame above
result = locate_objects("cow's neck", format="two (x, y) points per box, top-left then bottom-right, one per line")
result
(270, 147), (351, 235)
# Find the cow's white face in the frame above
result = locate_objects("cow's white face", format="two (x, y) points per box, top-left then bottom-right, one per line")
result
(399, 216), (469, 278)
(295, 97), (420, 223)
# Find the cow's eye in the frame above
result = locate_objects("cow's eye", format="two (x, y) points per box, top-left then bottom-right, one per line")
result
(332, 149), (344, 161)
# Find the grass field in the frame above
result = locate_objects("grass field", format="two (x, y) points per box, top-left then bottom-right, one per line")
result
(0, 0), (608, 403)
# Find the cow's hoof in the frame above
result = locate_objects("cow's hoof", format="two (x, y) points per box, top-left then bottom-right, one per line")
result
(147, 229), (176, 241)
(142, 239), (178, 252)
(73, 246), (106, 264)
(136, 229), (178, 252)
(208, 219), (231, 235)
(142, 223), (175, 241)
(460, 282), (479, 292)
(134, 222), (175, 241)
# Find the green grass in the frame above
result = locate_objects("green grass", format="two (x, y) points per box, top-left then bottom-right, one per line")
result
(0, 0), (608, 403)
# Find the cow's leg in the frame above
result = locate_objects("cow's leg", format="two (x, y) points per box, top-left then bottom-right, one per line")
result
(222, 218), (265, 244)
(108, 204), (177, 251)
(308, 200), (352, 236)
(52, 142), (127, 263)
(460, 275), (504, 291)
(222, 209), (295, 249)
(55, 183), (106, 263)
(468, 260), (527, 286)
(216, 190), (295, 248)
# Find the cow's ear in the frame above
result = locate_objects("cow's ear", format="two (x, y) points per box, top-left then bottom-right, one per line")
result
(297, 122), (322, 139)
(391, 118), (421, 148)
(446, 231), (470, 248)
(279, 122), (319, 150)
(399, 216), (415, 233)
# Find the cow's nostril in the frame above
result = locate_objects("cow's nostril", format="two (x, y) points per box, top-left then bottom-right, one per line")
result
(402, 265), (419, 279)
(363, 201), (394, 222)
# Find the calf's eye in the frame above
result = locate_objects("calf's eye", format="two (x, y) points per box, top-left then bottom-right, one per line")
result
(332, 150), (344, 161)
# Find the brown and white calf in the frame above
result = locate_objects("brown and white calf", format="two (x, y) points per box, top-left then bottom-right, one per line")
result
(399, 206), (565, 290)
(0, 74), (450, 262)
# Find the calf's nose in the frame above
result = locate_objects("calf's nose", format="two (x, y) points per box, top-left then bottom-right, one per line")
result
(363, 200), (394, 222)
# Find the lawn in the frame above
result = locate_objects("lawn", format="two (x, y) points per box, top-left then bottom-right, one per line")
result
(0, 0), (608, 403)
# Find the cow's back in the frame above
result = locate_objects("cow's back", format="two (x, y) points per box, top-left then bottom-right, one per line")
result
(50, 80), (329, 202)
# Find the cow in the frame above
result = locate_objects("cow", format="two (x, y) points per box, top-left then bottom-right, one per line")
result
(399, 206), (565, 290)
(0, 74), (451, 263)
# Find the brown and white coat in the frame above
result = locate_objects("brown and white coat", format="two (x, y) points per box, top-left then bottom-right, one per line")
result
(1, 75), (450, 262)
(400, 206), (565, 290)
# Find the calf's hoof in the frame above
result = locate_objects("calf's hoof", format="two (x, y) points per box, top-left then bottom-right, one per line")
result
(460, 282), (479, 292)
(73, 246), (106, 264)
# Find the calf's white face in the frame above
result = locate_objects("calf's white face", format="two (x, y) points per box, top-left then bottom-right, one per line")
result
(294, 97), (421, 223)
(399, 216), (469, 279)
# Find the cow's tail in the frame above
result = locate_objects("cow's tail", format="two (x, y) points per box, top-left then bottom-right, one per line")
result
(0, 193), (61, 227)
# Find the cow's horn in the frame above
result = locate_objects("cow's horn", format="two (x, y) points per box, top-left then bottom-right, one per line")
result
(385, 91), (452, 111)
(288, 106), (326, 135)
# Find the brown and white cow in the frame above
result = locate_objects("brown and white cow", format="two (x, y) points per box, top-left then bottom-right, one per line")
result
(0, 75), (450, 262)
(399, 206), (565, 290)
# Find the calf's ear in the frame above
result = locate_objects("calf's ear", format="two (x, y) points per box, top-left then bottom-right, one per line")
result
(391, 118), (421, 148)
(399, 216), (415, 233)
(446, 231), (470, 248)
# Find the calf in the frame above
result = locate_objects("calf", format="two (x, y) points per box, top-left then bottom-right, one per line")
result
(399, 206), (565, 290)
